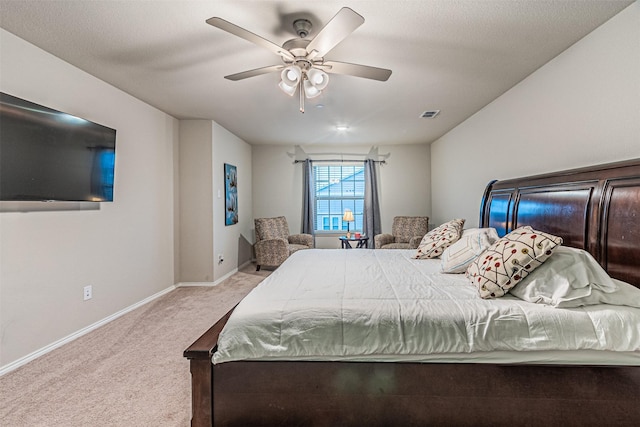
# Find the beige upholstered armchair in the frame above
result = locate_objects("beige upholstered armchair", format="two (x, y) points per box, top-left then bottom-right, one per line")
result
(375, 216), (429, 249)
(254, 216), (314, 270)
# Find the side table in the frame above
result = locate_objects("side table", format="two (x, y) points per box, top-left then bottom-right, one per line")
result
(339, 236), (369, 249)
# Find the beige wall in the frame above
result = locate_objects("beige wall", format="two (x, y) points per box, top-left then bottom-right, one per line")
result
(430, 2), (640, 228)
(178, 121), (214, 282)
(251, 144), (430, 249)
(0, 29), (179, 366)
(178, 121), (253, 283)
(212, 123), (253, 280)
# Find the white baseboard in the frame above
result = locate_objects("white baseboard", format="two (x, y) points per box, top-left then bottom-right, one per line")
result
(0, 285), (176, 377)
(238, 259), (253, 271)
(175, 282), (216, 287)
(176, 266), (239, 288)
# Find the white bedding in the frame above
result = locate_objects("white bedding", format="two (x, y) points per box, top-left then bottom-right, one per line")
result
(213, 249), (640, 365)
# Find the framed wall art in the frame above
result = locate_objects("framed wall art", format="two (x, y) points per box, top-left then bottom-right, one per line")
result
(224, 163), (238, 226)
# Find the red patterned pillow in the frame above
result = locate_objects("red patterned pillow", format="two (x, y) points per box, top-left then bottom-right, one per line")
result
(466, 226), (563, 298)
(413, 219), (465, 259)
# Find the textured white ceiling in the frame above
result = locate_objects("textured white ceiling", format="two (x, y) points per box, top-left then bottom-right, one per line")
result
(0, 0), (633, 146)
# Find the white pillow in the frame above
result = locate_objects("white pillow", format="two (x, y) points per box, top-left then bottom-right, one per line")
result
(441, 228), (499, 274)
(509, 246), (640, 308)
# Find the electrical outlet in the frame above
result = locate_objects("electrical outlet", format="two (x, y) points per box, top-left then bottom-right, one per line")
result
(83, 285), (92, 301)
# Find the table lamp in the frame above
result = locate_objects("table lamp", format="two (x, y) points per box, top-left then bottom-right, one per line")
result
(343, 209), (354, 238)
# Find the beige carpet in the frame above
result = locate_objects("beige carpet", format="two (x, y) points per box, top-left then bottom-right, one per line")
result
(0, 266), (269, 426)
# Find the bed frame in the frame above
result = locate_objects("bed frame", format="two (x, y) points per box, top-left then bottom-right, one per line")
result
(185, 158), (640, 426)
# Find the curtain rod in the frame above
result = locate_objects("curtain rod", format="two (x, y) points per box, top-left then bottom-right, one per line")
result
(293, 159), (386, 164)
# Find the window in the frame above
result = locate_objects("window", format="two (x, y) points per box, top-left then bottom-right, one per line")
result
(313, 163), (365, 232)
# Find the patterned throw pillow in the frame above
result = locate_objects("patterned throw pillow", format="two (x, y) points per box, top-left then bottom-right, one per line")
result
(466, 226), (563, 298)
(413, 219), (465, 259)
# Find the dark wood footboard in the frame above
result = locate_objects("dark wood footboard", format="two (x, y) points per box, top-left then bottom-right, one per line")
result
(183, 308), (235, 427)
(186, 352), (640, 426)
(212, 361), (640, 426)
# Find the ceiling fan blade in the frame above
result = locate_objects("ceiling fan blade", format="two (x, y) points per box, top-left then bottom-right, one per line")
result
(305, 8), (364, 58)
(224, 65), (285, 81)
(322, 61), (392, 82)
(206, 17), (294, 61)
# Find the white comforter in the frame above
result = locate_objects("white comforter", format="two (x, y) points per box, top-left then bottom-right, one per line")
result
(213, 249), (640, 364)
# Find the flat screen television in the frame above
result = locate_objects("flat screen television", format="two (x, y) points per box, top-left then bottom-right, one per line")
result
(0, 92), (116, 202)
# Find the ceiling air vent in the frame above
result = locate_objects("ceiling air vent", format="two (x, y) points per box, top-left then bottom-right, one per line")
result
(420, 110), (440, 119)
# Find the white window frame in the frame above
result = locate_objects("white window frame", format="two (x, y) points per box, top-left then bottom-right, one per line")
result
(312, 162), (365, 234)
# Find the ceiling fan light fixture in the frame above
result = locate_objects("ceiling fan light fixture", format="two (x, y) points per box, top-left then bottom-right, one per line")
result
(281, 65), (302, 87)
(307, 68), (329, 90)
(303, 80), (322, 98)
(279, 80), (297, 96)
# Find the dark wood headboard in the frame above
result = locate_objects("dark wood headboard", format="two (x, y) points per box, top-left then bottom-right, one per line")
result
(480, 158), (640, 288)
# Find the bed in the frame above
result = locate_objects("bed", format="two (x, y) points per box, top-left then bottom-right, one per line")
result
(184, 158), (640, 426)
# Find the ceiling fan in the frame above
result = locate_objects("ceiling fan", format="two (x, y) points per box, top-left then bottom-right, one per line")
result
(206, 7), (392, 113)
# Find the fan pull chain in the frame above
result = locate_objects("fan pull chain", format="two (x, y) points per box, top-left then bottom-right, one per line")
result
(299, 79), (305, 113)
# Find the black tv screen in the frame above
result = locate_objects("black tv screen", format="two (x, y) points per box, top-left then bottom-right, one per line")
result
(0, 92), (116, 202)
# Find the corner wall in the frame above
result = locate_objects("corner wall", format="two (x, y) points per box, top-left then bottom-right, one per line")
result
(178, 121), (214, 282)
(430, 2), (640, 227)
(0, 29), (179, 367)
(212, 123), (253, 280)
(178, 121), (252, 283)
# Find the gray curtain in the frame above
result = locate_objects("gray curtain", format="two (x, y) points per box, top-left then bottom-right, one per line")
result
(363, 159), (381, 246)
(302, 159), (315, 237)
